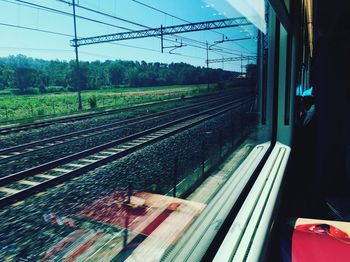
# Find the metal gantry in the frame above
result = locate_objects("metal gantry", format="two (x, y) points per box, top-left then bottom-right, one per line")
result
(71, 17), (251, 47)
(207, 56), (257, 64)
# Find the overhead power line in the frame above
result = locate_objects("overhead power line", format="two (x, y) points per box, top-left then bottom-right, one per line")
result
(0, 21), (208, 60)
(2, 0), (252, 57)
(4, 0), (132, 31)
(3, 0), (236, 56)
(56, 0), (147, 29)
(130, 0), (256, 54)
(57, 0), (208, 46)
(0, 0), (249, 62)
(0, 46), (124, 60)
(56, 0), (253, 55)
(2, 0), (204, 52)
(0, 21), (71, 37)
(130, 0), (191, 24)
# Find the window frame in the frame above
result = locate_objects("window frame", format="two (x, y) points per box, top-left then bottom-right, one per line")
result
(160, 0), (298, 260)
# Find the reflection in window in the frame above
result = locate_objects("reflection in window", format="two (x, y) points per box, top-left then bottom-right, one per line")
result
(0, 0), (271, 261)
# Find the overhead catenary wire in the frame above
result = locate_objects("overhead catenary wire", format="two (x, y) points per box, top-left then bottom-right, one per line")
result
(131, 0), (191, 24)
(3, 0), (132, 31)
(3, 0), (233, 57)
(130, 0), (256, 54)
(1, 0), (187, 50)
(0, 46), (122, 60)
(55, 0), (253, 56)
(3, 0), (245, 58)
(12, 0), (250, 58)
(57, 0), (208, 45)
(0, 21), (207, 61)
(0, 0), (247, 67)
(0, 21), (72, 37)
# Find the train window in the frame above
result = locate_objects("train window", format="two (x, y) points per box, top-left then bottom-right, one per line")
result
(0, 0), (275, 261)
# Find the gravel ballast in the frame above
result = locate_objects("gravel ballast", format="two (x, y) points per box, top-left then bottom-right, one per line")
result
(0, 103), (256, 261)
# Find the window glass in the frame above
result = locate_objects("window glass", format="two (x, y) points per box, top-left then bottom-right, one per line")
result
(0, 0), (271, 261)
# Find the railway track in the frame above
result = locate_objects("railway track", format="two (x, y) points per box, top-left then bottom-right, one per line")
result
(0, 94), (237, 166)
(0, 90), (239, 136)
(0, 96), (253, 208)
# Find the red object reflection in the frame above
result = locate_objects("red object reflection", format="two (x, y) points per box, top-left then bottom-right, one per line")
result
(292, 223), (350, 262)
(77, 192), (176, 237)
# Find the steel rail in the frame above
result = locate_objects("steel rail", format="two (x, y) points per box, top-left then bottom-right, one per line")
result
(0, 94), (237, 165)
(0, 90), (237, 135)
(0, 96), (253, 208)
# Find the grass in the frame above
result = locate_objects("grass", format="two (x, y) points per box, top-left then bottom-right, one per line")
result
(0, 84), (223, 123)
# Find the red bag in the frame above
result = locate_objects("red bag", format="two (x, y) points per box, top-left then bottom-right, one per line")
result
(292, 218), (350, 262)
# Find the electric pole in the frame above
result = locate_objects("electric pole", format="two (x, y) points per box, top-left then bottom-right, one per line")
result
(206, 41), (209, 91)
(72, 0), (82, 110)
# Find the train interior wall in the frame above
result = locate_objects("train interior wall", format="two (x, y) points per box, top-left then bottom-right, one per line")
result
(268, 0), (350, 260)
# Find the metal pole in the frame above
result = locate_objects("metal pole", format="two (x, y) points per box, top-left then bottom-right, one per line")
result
(161, 25), (164, 53)
(256, 30), (263, 114)
(123, 182), (132, 250)
(72, 0), (82, 110)
(231, 112), (235, 148)
(201, 140), (205, 177)
(206, 41), (209, 91)
(219, 130), (223, 158)
(173, 156), (178, 198)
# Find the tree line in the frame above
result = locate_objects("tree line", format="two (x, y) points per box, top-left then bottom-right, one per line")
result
(0, 55), (240, 94)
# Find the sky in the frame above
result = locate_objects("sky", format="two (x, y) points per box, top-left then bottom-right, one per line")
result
(0, 0), (265, 72)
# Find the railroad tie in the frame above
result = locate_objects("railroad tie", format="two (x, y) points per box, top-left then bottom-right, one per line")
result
(81, 159), (97, 163)
(52, 168), (72, 173)
(105, 148), (122, 152)
(36, 174), (57, 179)
(126, 142), (142, 146)
(18, 180), (40, 186)
(100, 151), (116, 155)
(91, 155), (106, 159)
(65, 163), (85, 168)
(0, 187), (19, 194)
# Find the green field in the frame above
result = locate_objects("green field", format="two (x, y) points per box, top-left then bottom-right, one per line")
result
(0, 84), (221, 122)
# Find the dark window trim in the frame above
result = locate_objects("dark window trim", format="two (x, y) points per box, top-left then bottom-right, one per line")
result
(272, 18), (281, 145)
(269, 0), (290, 32)
(284, 31), (292, 125)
